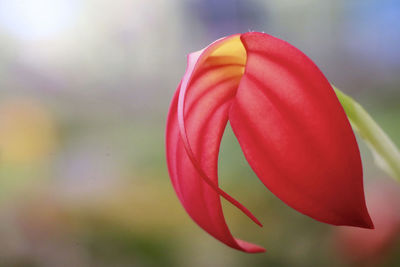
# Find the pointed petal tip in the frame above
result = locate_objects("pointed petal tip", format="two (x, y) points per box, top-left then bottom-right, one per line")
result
(250, 214), (263, 227)
(359, 217), (375, 230)
(337, 213), (374, 230)
(243, 247), (266, 254)
(249, 247), (267, 254)
(348, 220), (374, 230)
(235, 239), (266, 253)
(366, 223), (375, 230)
(354, 207), (375, 229)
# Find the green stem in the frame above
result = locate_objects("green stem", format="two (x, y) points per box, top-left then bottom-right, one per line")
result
(333, 86), (400, 182)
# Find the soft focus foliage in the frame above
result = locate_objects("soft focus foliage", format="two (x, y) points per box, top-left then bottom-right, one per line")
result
(0, 0), (399, 266)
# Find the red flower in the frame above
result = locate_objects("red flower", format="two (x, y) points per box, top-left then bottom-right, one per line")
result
(166, 32), (373, 253)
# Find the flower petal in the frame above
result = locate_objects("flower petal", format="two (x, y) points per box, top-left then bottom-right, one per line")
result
(229, 32), (373, 228)
(166, 35), (265, 252)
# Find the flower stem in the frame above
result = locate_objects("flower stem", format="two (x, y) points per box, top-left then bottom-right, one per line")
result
(333, 86), (400, 182)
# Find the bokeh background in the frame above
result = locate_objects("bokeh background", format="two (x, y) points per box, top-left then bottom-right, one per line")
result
(0, 0), (400, 266)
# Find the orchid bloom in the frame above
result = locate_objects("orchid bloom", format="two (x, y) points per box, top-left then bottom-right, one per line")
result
(166, 32), (373, 253)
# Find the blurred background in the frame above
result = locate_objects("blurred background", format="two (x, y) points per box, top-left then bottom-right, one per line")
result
(0, 0), (399, 266)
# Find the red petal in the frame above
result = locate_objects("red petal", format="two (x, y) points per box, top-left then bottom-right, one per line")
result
(229, 32), (373, 228)
(166, 35), (265, 253)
